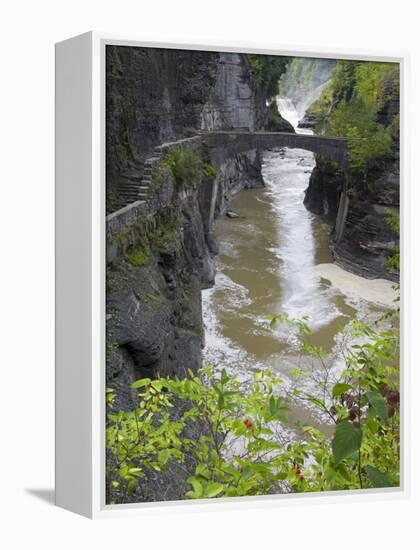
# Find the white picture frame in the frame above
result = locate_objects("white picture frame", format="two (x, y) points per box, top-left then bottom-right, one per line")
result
(55, 31), (410, 519)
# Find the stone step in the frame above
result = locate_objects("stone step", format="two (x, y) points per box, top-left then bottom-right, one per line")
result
(120, 183), (141, 189)
(121, 174), (142, 181)
(119, 186), (140, 192)
(119, 192), (139, 197)
(119, 181), (139, 187)
(120, 195), (140, 201)
(139, 186), (149, 191)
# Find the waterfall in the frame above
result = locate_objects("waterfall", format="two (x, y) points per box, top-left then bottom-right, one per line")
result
(277, 58), (335, 126)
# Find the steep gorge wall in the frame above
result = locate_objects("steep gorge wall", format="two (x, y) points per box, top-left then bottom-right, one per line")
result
(106, 162), (215, 411)
(106, 47), (292, 408)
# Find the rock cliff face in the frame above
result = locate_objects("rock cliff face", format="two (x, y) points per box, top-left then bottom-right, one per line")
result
(106, 173), (215, 410)
(106, 47), (292, 212)
(201, 52), (293, 132)
(304, 82), (400, 281)
(106, 47), (218, 212)
(305, 155), (399, 281)
(106, 47), (292, 410)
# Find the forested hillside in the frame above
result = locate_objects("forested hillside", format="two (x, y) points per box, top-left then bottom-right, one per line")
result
(304, 60), (400, 279)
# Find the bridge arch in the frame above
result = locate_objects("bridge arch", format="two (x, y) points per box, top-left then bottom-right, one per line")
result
(203, 130), (350, 242)
(202, 131), (349, 170)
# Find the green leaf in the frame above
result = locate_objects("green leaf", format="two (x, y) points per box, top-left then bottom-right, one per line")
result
(332, 383), (352, 398)
(220, 368), (230, 385)
(205, 482), (224, 498)
(187, 477), (203, 498)
(365, 466), (392, 488)
(332, 421), (363, 465)
(366, 391), (388, 424)
(195, 464), (211, 480)
(128, 467), (142, 477)
(158, 449), (171, 465)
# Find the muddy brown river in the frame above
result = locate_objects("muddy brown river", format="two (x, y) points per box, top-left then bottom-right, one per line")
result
(202, 98), (397, 431)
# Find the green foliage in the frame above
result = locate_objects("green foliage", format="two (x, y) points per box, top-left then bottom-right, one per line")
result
(106, 341), (119, 362)
(332, 422), (362, 465)
(106, 378), (185, 497)
(203, 162), (217, 179)
(385, 210), (400, 274)
(144, 293), (161, 305)
(127, 247), (149, 267)
(245, 54), (288, 99)
(290, 311), (400, 491)
(163, 147), (202, 188)
(310, 59), (399, 178)
(354, 62), (399, 111)
(385, 209), (400, 233)
(365, 465), (392, 488)
(107, 303), (400, 501)
(325, 98), (392, 174)
(152, 222), (179, 254)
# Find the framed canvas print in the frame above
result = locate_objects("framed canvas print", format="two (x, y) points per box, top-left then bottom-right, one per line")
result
(55, 32), (407, 518)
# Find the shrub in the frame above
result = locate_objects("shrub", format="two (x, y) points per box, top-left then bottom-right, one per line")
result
(163, 147), (202, 187)
(107, 308), (400, 502)
(325, 98), (393, 175)
(203, 162), (217, 179)
(309, 59), (399, 178)
(127, 247), (149, 267)
(152, 223), (179, 254)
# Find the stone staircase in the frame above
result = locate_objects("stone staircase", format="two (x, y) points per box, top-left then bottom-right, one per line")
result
(117, 152), (163, 208)
(118, 168), (143, 204)
(115, 136), (202, 210)
(139, 155), (161, 200)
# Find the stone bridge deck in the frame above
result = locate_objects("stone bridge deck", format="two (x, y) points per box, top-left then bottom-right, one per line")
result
(202, 131), (350, 169)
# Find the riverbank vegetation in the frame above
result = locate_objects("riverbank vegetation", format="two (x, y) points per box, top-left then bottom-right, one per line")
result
(106, 295), (400, 503)
(309, 60), (399, 179)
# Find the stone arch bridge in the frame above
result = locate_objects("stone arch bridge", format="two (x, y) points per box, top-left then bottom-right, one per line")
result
(203, 131), (351, 242)
(108, 131), (352, 248)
